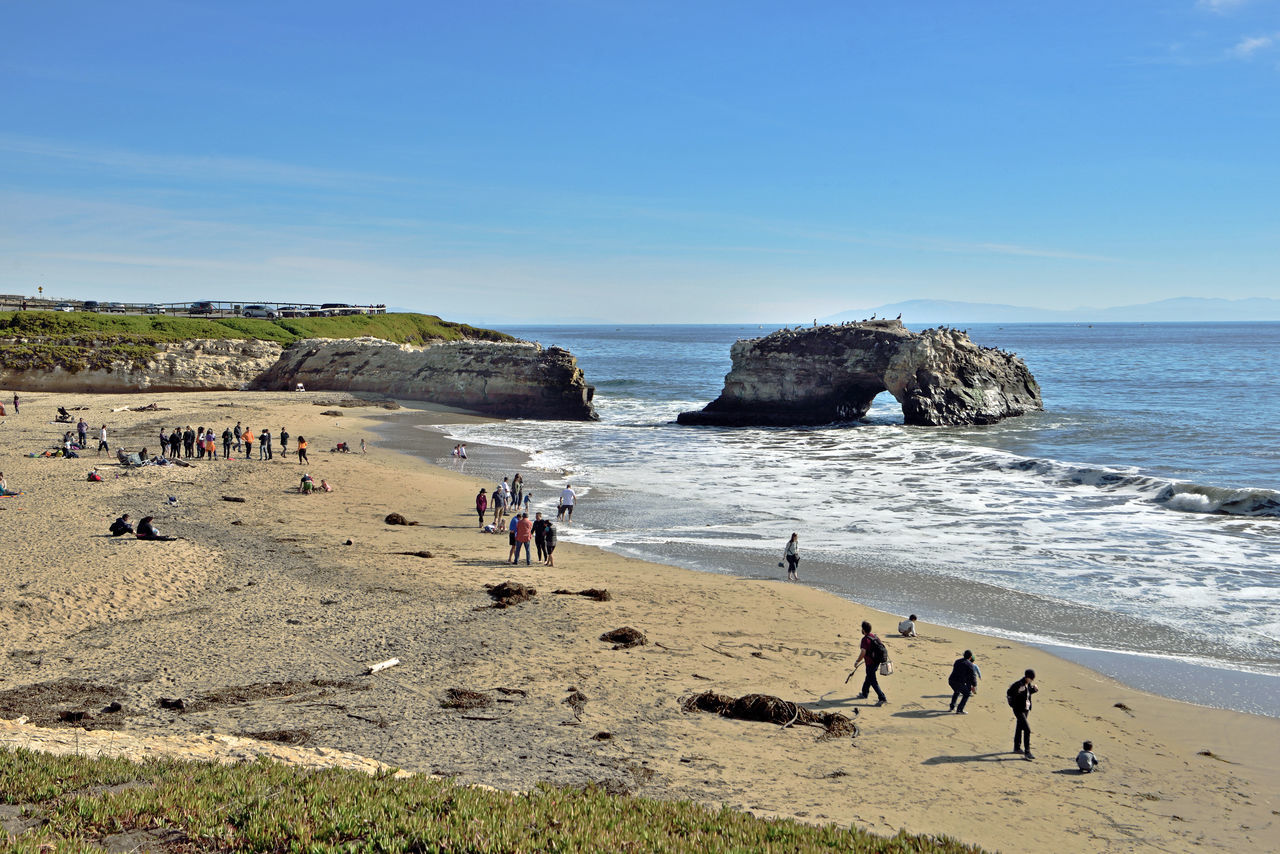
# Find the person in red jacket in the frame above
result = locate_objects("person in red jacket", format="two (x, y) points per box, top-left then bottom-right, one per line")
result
(513, 513), (533, 565)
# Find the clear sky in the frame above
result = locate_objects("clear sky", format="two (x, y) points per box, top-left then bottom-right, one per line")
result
(1, 1), (1277, 324)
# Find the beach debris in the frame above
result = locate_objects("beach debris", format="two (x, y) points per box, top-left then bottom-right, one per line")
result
(128, 402), (170, 411)
(221, 495), (246, 503)
(157, 697), (186, 711)
(384, 512), (419, 526)
(701, 644), (735, 659)
(1197, 750), (1234, 763)
(366, 658), (400, 675)
(343, 539), (353, 545)
(320, 410), (344, 416)
(593, 731), (613, 741)
(441, 688), (492, 710)
(486, 581), (537, 608)
(101, 701), (123, 714)
(564, 689), (589, 719)
(601, 627), (647, 649)
(180, 678), (364, 713)
(394, 550), (434, 558)
(243, 728), (311, 746)
(496, 687), (527, 697)
(57, 710), (88, 722)
(1114, 702), (1135, 716)
(552, 587), (612, 601)
(0, 679), (125, 730)
(682, 691), (859, 741)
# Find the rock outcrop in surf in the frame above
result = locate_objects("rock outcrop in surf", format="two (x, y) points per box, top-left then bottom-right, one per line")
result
(676, 320), (1042, 427)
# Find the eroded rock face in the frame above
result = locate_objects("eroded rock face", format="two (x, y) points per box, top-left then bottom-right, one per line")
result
(0, 339), (285, 393)
(676, 320), (1041, 427)
(252, 337), (597, 420)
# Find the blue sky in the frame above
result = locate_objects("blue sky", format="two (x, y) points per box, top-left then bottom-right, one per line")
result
(1, 1), (1277, 324)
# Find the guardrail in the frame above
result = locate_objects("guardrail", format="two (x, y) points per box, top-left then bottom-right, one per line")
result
(0, 296), (387, 316)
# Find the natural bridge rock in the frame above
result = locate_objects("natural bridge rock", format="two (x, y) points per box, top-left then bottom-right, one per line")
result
(676, 320), (1042, 427)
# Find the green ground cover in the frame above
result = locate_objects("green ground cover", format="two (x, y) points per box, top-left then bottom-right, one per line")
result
(0, 311), (512, 372)
(0, 747), (984, 853)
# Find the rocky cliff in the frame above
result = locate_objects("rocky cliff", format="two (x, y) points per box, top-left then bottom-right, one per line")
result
(0, 335), (597, 420)
(0, 339), (285, 394)
(677, 320), (1042, 427)
(253, 337), (597, 420)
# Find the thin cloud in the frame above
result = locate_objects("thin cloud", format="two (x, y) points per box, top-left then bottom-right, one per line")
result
(1231, 34), (1277, 58)
(1198, 0), (1250, 13)
(0, 133), (390, 191)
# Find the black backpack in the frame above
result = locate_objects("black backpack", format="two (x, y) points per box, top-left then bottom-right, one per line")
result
(866, 635), (889, 665)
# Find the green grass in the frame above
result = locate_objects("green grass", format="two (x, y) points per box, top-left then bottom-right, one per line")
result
(0, 311), (513, 372)
(0, 747), (986, 853)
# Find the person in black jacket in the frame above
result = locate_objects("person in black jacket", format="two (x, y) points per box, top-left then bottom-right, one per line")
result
(109, 514), (134, 536)
(1007, 669), (1039, 759)
(948, 650), (980, 714)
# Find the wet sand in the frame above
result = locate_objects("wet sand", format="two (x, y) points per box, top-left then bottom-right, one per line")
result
(1, 389), (1277, 853)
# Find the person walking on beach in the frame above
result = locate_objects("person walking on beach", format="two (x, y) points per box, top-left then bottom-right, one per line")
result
(296, 436), (308, 464)
(360, 438), (366, 454)
(784, 533), (800, 580)
(559, 484), (577, 523)
(543, 519), (557, 566)
(279, 427), (289, 456)
(97, 424), (109, 455)
(514, 512), (533, 565)
(475, 488), (488, 528)
(1007, 668), (1039, 759)
(511, 473), (523, 509)
(77, 418), (88, 448)
(11, 392), (18, 414)
(532, 511), (548, 562)
(948, 650), (980, 714)
(851, 621), (889, 705)
(507, 513), (520, 563)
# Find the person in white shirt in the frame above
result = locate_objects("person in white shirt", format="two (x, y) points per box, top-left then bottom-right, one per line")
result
(898, 615), (918, 637)
(559, 484), (577, 523)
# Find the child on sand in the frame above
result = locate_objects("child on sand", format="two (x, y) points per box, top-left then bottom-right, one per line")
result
(1076, 741), (1101, 773)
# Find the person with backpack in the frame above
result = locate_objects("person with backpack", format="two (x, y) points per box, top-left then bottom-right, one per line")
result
(1007, 668), (1039, 759)
(851, 620), (889, 705)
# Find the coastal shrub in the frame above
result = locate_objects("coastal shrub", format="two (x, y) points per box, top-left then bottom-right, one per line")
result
(0, 747), (989, 852)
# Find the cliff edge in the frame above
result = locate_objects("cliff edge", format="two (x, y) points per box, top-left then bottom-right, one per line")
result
(677, 320), (1041, 427)
(252, 337), (597, 420)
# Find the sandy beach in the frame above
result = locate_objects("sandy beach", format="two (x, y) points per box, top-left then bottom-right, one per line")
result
(1, 389), (1277, 853)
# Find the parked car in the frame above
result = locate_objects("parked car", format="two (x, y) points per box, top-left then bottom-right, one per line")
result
(105, 301), (127, 313)
(242, 304), (278, 318)
(144, 304), (165, 314)
(54, 302), (75, 312)
(277, 306), (304, 318)
(81, 300), (100, 312)
(188, 301), (215, 315)
(319, 302), (351, 316)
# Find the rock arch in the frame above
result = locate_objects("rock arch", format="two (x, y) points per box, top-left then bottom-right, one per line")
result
(676, 320), (1042, 427)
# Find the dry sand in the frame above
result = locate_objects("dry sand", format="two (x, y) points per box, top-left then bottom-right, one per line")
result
(0, 389), (1276, 853)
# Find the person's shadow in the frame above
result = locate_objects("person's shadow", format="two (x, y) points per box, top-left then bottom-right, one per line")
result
(922, 752), (1021, 765)
(892, 709), (954, 719)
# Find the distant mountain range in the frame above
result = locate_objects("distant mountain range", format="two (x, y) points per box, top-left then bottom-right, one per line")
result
(821, 297), (1280, 324)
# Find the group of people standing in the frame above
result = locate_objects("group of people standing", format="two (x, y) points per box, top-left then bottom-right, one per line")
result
(154, 422), (308, 463)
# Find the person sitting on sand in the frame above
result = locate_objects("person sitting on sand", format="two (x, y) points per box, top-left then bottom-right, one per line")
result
(0, 472), (14, 496)
(299, 473), (315, 494)
(319, 479), (333, 493)
(135, 516), (175, 541)
(109, 514), (134, 536)
(1076, 740), (1101, 773)
(87, 469), (104, 482)
(898, 615), (918, 637)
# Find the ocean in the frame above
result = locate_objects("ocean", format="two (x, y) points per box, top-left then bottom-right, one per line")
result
(415, 323), (1280, 716)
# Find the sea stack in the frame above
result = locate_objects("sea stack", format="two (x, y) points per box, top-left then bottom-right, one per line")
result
(677, 319), (1041, 427)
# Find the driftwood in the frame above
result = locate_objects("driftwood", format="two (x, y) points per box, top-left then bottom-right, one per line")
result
(366, 658), (400, 675)
(394, 550), (433, 559)
(600, 627), (647, 649)
(221, 496), (246, 503)
(384, 513), (419, 526)
(682, 691), (859, 741)
(552, 588), (612, 601)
